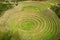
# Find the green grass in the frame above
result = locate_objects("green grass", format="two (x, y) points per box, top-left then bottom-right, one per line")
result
(0, 2), (13, 17)
(50, 5), (60, 18)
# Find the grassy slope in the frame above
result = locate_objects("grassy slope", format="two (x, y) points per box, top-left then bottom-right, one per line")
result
(0, 2), (13, 17)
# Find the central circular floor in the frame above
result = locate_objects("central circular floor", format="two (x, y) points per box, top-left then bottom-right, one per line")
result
(20, 21), (36, 30)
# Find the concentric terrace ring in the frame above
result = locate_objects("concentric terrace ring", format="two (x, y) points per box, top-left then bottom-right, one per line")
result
(4, 1), (60, 40)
